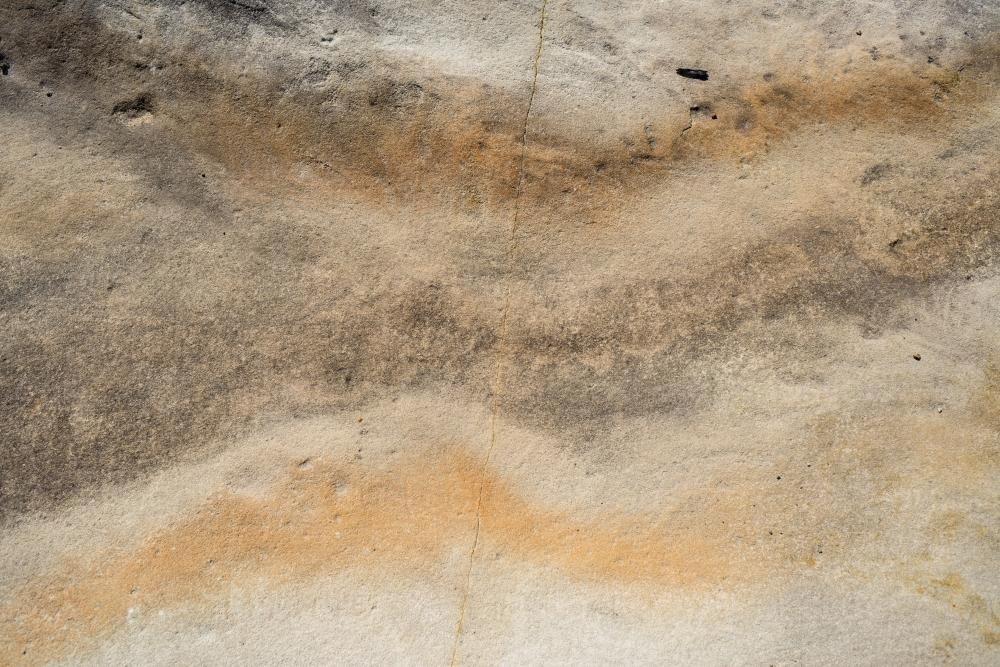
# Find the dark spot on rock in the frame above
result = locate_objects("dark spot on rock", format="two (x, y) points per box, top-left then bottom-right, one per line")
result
(112, 93), (154, 117)
(913, 354), (922, 361)
(189, 0), (285, 28)
(736, 113), (754, 132)
(861, 162), (892, 185)
(676, 68), (709, 81)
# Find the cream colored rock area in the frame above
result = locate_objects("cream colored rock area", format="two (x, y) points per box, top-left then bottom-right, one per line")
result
(1, 0), (999, 664)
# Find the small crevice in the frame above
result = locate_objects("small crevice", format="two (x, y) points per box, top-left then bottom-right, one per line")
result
(448, 1), (549, 664)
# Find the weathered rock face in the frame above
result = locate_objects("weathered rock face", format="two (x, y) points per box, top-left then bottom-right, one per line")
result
(1, 0), (999, 663)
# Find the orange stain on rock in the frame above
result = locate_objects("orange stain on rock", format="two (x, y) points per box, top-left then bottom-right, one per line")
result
(479, 476), (730, 586)
(155, 40), (1000, 223)
(0, 449), (742, 664)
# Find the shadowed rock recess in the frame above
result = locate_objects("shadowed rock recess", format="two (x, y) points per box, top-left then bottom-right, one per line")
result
(1, 0), (999, 664)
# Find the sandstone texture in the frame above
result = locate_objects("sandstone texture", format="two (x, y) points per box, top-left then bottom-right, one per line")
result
(1, 0), (999, 664)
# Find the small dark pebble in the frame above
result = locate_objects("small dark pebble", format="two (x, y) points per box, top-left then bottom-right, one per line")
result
(676, 68), (708, 81)
(913, 354), (921, 361)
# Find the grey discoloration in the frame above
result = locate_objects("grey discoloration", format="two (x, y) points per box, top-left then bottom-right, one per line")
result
(0, 276), (498, 515)
(0, 2), (998, 523)
(861, 162), (893, 185)
(111, 92), (154, 117)
(1, 0), (1000, 664)
(503, 181), (1000, 430)
(4, 161), (997, 515)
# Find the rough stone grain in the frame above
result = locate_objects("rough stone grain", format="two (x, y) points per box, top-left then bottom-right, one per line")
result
(0, 0), (998, 664)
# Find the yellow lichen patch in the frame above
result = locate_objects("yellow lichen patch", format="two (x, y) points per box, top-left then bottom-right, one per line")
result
(915, 573), (1000, 646)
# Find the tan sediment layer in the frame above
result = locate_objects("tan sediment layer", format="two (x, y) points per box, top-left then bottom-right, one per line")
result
(3, 377), (999, 664)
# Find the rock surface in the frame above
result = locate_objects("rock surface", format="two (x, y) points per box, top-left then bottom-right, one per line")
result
(1, 0), (999, 663)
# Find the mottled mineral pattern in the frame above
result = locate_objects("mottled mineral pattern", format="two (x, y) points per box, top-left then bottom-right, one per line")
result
(1, 0), (998, 664)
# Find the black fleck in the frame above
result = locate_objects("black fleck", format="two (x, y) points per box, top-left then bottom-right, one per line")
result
(676, 68), (708, 81)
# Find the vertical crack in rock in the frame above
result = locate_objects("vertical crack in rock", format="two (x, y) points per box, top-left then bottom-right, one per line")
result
(449, 1), (549, 662)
